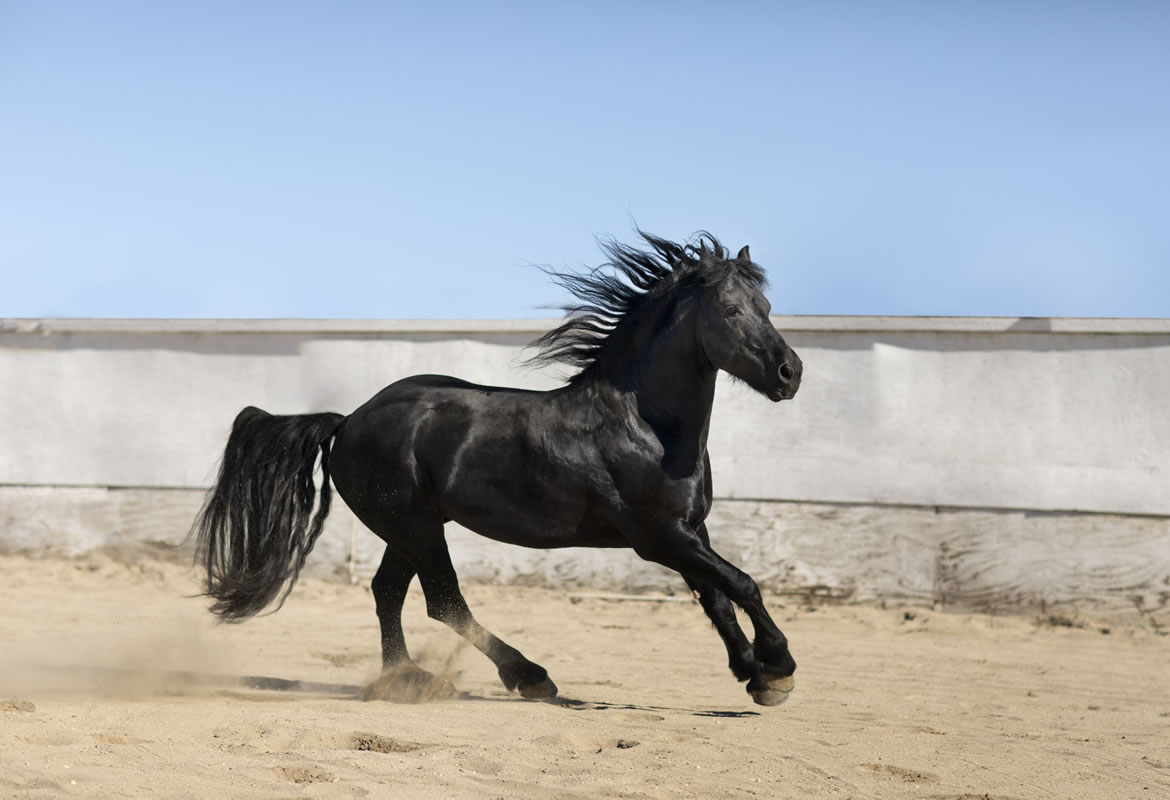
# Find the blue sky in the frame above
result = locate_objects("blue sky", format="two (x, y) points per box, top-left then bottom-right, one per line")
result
(1, 1), (1167, 319)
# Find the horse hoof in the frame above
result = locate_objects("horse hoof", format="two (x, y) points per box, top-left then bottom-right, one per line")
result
(750, 687), (791, 707)
(763, 673), (795, 693)
(518, 677), (558, 699)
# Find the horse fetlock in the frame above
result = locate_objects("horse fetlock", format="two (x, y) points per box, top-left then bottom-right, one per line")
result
(757, 645), (795, 676)
(727, 656), (756, 683)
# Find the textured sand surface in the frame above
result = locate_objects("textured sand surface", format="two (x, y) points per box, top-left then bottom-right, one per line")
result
(0, 554), (1167, 799)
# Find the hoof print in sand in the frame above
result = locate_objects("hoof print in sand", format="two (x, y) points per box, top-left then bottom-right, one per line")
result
(862, 763), (940, 783)
(274, 765), (335, 784)
(348, 733), (432, 754)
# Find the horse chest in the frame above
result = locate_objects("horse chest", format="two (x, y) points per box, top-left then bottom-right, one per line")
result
(604, 451), (710, 525)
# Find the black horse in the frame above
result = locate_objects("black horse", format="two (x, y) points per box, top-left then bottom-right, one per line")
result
(194, 232), (803, 706)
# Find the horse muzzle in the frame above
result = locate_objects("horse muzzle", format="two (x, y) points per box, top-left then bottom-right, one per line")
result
(767, 355), (802, 401)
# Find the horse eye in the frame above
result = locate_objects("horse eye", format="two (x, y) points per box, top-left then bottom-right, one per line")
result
(725, 305), (741, 317)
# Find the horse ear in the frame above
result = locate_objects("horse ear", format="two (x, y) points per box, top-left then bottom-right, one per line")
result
(737, 245), (751, 263)
(698, 241), (716, 265)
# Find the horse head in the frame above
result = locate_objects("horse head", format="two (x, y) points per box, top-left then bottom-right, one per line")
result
(693, 244), (802, 402)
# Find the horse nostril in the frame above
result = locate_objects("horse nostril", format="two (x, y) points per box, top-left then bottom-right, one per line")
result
(779, 363), (795, 382)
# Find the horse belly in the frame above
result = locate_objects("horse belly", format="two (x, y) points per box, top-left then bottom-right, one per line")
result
(441, 479), (592, 549)
(436, 443), (625, 548)
(450, 502), (627, 549)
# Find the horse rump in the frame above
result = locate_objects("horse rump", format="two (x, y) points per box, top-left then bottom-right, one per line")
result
(193, 406), (345, 622)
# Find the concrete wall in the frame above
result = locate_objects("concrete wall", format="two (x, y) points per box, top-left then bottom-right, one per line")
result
(2, 317), (1168, 619)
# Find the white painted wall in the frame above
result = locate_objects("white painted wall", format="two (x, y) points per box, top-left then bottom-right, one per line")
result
(3, 316), (1168, 616)
(2, 316), (1168, 515)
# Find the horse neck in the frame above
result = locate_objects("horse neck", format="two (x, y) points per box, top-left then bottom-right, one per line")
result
(605, 296), (718, 445)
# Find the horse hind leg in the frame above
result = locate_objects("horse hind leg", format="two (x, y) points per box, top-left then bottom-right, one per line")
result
(371, 546), (415, 667)
(408, 520), (557, 699)
(361, 546), (458, 702)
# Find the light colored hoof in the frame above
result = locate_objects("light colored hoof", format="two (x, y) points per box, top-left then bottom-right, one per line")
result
(764, 673), (795, 693)
(518, 677), (558, 699)
(750, 687), (791, 706)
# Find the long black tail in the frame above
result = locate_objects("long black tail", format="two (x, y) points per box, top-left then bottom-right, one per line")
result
(194, 406), (346, 622)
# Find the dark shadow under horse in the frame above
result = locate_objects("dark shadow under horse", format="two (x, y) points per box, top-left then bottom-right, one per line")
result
(193, 231), (803, 706)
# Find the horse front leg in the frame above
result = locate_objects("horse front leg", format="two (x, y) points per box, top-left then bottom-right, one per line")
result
(683, 574), (755, 679)
(636, 523), (795, 706)
(691, 523), (795, 690)
(685, 575), (795, 703)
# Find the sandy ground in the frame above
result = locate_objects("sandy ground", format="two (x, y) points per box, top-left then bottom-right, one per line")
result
(0, 553), (1167, 800)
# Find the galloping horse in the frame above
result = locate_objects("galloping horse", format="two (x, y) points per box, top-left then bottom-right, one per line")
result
(194, 232), (803, 706)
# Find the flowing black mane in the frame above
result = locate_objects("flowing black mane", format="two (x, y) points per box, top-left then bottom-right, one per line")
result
(529, 231), (768, 379)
